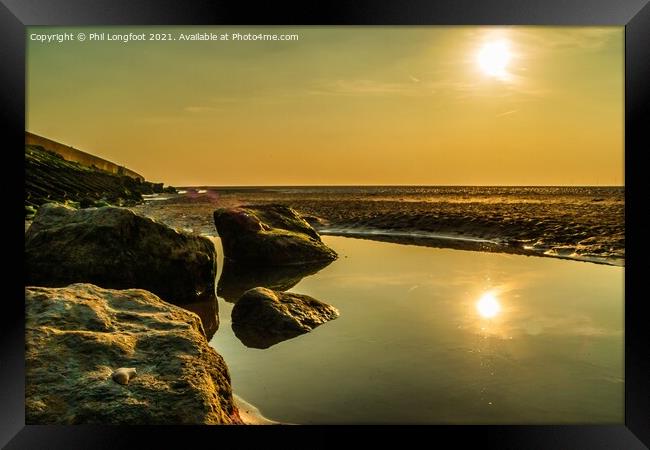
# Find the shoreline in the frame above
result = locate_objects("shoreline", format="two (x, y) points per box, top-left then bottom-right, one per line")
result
(26, 202), (623, 267)
(315, 228), (624, 267)
(233, 395), (282, 425)
(24, 194), (624, 425)
(130, 189), (624, 267)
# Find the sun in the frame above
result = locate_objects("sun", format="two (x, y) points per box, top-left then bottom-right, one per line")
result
(476, 292), (501, 319)
(477, 40), (512, 80)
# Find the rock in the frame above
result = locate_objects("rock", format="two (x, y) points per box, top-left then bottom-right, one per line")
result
(246, 204), (321, 240)
(25, 204), (37, 219)
(25, 204), (217, 306)
(111, 368), (137, 385)
(25, 284), (242, 425)
(181, 297), (219, 341)
(218, 259), (332, 303)
(25, 144), (168, 209)
(213, 204), (337, 265)
(231, 287), (339, 349)
(301, 214), (328, 228)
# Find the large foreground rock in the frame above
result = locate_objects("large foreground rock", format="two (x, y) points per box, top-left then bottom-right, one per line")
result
(213, 204), (337, 266)
(232, 287), (339, 349)
(25, 284), (241, 424)
(25, 204), (217, 305)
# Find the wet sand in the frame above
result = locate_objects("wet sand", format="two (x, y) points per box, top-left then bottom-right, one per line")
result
(233, 395), (281, 425)
(132, 186), (624, 266)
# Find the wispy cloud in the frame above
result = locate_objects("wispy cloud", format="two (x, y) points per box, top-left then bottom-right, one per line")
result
(466, 27), (620, 53)
(517, 28), (620, 51)
(182, 92), (303, 114)
(496, 109), (518, 117)
(309, 76), (547, 101)
(308, 77), (485, 97)
(308, 79), (425, 96)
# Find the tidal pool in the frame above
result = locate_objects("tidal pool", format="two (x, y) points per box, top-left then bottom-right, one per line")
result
(209, 236), (623, 424)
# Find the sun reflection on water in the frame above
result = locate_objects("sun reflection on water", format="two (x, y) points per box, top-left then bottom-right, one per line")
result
(476, 291), (501, 319)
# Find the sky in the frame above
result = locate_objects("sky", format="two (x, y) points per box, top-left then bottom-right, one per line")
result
(26, 26), (624, 186)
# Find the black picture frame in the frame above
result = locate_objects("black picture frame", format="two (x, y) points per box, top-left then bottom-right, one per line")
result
(4, 0), (649, 448)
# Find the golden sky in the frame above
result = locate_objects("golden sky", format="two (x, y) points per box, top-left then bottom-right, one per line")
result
(27, 26), (623, 186)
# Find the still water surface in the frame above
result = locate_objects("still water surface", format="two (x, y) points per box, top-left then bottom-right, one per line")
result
(209, 236), (623, 424)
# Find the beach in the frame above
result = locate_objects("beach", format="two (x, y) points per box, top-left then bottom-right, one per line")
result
(21, 22), (630, 431)
(24, 199), (625, 424)
(133, 186), (624, 266)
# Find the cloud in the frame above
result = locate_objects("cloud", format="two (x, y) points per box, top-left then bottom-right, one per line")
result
(308, 77), (493, 97)
(308, 79), (424, 96)
(308, 76), (547, 102)
(514, 27), (621, 52)
(496, 109), (518, 117)
(183, 92), (302, 113)
(465, 27), (620, 53)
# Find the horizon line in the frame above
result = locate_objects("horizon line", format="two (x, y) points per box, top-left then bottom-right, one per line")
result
(175, 183), (625, 188)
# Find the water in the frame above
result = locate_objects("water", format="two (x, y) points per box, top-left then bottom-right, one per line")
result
(209, 235), (624, 424)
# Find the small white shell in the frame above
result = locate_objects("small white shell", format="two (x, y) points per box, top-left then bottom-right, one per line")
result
(111, 367), (137, 385)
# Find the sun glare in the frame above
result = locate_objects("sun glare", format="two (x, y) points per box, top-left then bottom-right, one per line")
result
(477, 40), (512, 80)
(476, 292), (501, 319)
